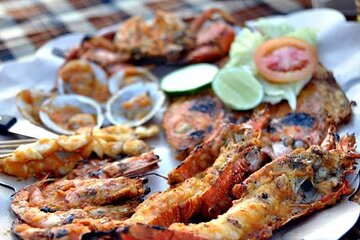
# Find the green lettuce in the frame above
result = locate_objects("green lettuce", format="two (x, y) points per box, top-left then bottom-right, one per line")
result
(224, 20), (317, 110)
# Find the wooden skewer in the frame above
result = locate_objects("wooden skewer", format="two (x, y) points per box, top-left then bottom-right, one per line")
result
(0, 153), (12, 159)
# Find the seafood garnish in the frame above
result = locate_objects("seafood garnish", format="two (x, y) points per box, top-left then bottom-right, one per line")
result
(108, 67), (158, 95)
(111, 130), (359, 240)
(15, 89), (53, 126)
(127, 136), (267, 226)
(66, 9), (238, 70)
(0, 125), (158, 179)
(167, 68), (351, 184)
(106, 82), (165, 127)
(39, 94), (104, 135)
(58, 59), (110, 102)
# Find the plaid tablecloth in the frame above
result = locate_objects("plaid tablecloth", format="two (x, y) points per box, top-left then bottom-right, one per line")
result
(0, 0), (313, 62)
(0, 0), (359, 238)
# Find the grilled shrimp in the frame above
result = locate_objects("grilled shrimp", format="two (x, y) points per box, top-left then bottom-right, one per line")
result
(0, 125), (158, 179)
(127, 135), (268, 227)
(167, 68), (351, 185)
(65, 151), (160, 180)
(11, 174), (147, 240)
(111, 129), (359, 240)
(12, 177), (145, 227)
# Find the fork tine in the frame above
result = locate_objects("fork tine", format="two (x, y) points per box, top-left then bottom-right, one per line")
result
(0, 143), (30, 149)
(0, 138), (36, 145)
(0, 138), (36, 157)
(0, 149), (15, 154)
(0, 139), (36, 151)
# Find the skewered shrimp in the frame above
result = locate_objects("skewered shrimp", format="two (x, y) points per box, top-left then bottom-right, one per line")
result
(0, 125), (158, 179)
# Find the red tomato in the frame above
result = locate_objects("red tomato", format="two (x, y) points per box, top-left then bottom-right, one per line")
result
(254, 37), (318, 83)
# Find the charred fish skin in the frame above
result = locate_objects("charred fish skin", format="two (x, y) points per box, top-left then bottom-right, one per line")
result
(163, 91), (225, 161)
(261, 68), (352, 159)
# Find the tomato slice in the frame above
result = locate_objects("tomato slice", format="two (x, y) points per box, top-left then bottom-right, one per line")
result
(254, 37), (318, 83)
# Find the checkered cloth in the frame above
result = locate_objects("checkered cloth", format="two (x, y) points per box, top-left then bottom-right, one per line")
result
(0, 0), (312, 62)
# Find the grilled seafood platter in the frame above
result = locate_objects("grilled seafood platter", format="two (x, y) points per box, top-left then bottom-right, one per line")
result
(1, 8), (360, 240)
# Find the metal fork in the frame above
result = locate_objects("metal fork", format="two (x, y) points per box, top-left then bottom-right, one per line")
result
(0, 138), (37, 158)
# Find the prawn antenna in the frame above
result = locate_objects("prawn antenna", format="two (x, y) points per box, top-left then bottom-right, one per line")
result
(131, 172), (168, 181)
(0, 182), (15, 192)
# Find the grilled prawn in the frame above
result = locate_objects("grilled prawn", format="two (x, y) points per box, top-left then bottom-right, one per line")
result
(127, 133), (268, 227)
(65, 151), (159, 180)
(11, 177), (145, 239)
(111, 129), (359, 240)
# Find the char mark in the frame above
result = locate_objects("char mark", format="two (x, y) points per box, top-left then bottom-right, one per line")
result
(280, 113), (315, 128)
(81, 229), (121, 240)
(189, 130), (205, 140)
(189, 99), (216, 116)
(55, 229), (68, 238)
(40, 207), (56, 213)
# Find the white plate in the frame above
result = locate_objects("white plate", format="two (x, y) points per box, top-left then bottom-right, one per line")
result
(0, 8), (359, 240)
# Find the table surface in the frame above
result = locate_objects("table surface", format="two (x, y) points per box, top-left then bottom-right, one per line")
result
(0, 0), (359, 239)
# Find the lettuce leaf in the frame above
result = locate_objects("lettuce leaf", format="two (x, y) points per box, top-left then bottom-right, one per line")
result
(225, 28), (265, 70)
(253, 19), (294, 39)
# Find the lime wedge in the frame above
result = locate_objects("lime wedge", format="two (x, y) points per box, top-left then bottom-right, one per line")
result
(161, 64), (218, 95)
(212, 67), (264, 110)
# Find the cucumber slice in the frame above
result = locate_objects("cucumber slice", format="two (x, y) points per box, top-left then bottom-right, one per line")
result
(161, 64), (219, 94)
